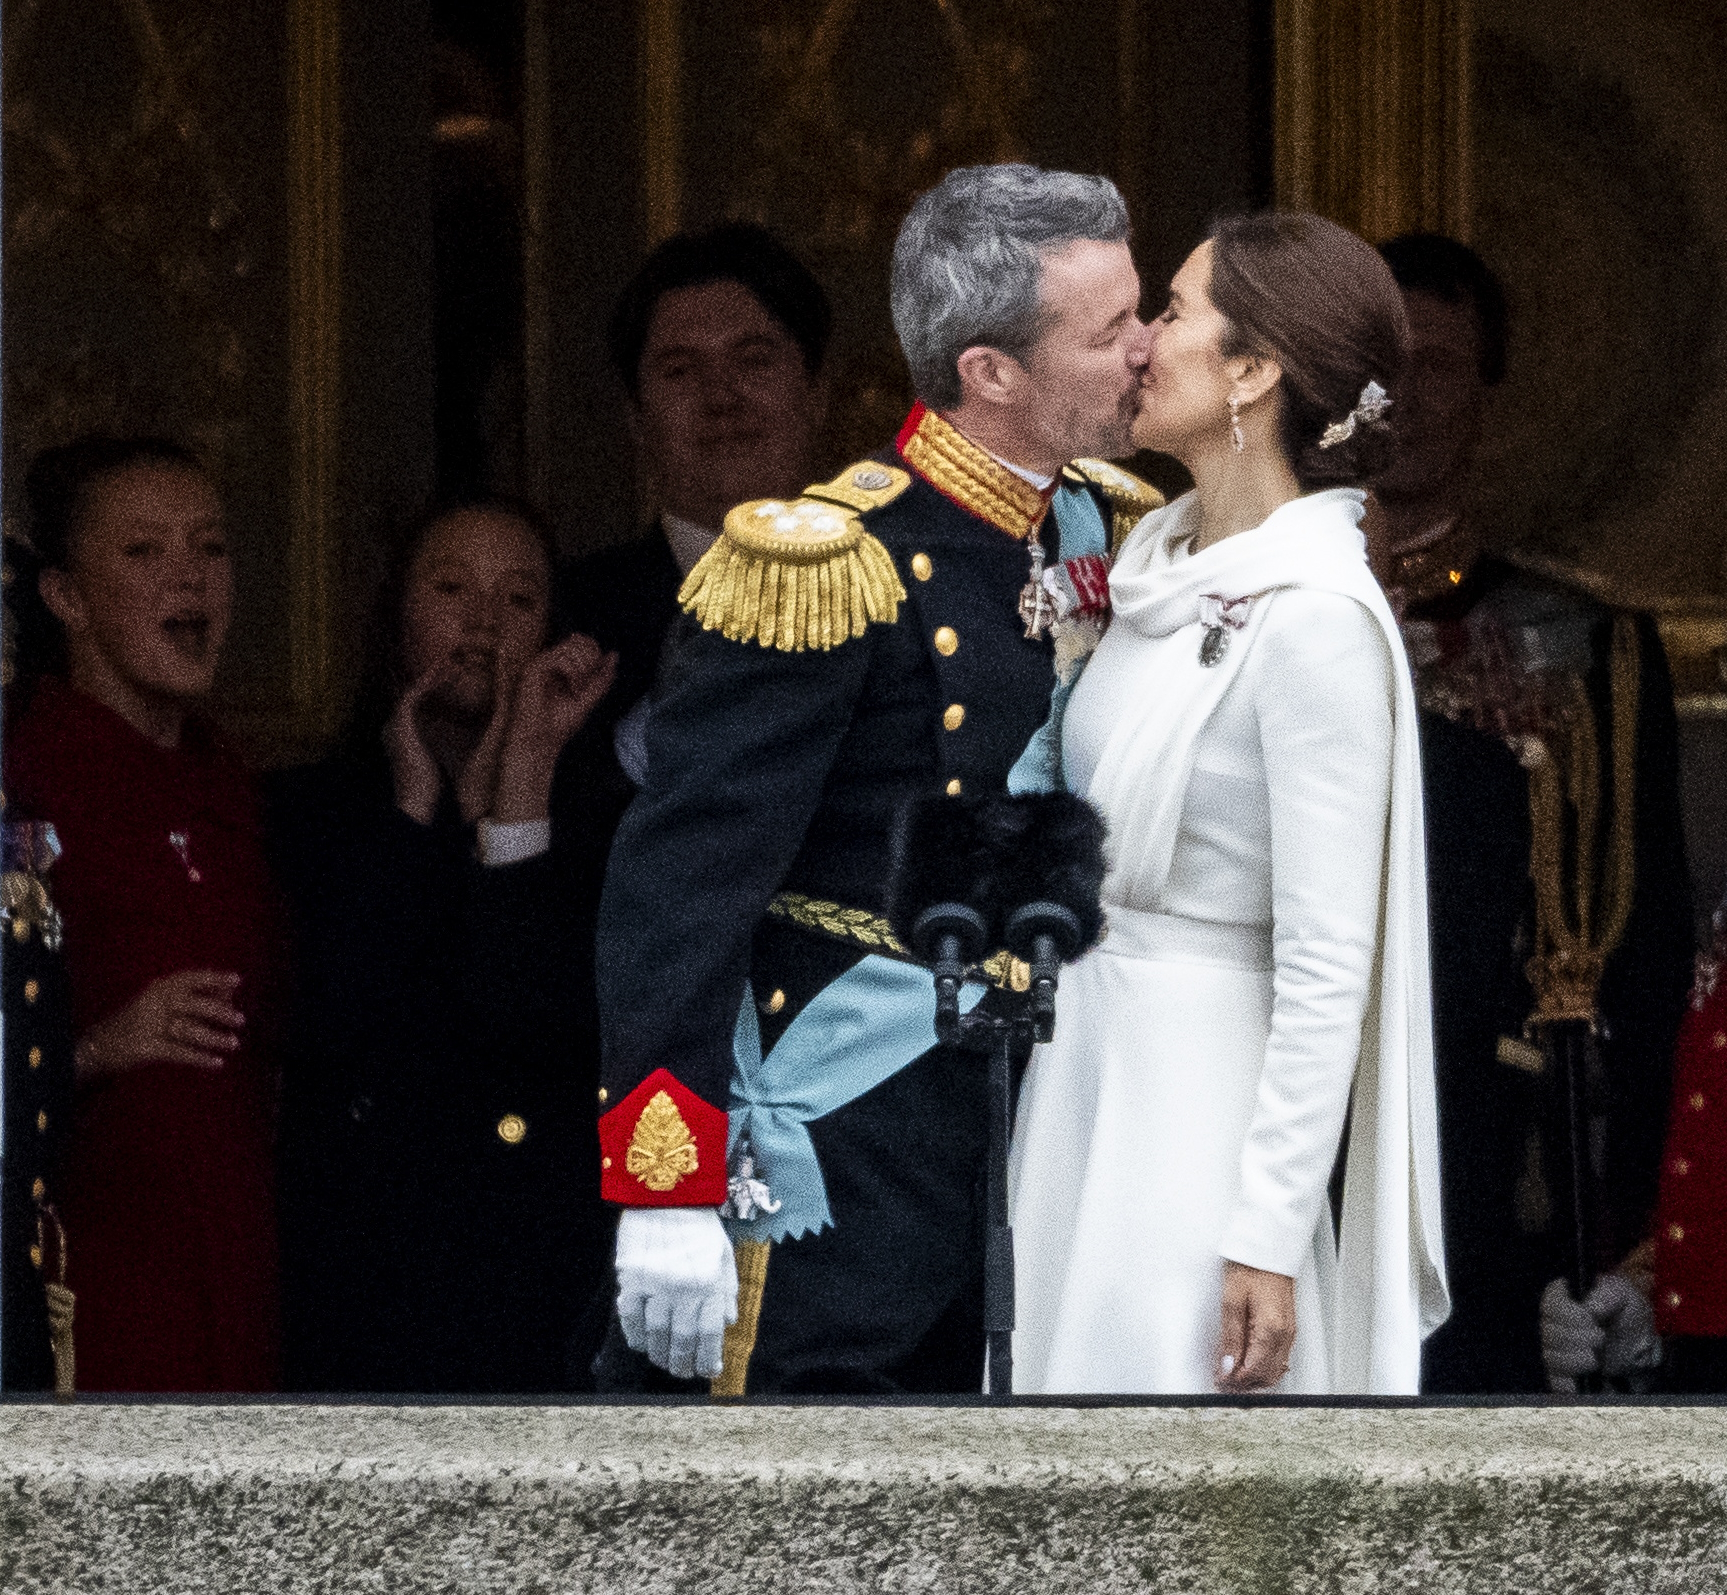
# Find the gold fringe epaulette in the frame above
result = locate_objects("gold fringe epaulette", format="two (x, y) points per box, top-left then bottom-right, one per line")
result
(1063, 458), (1165, 554)
(679, 488), (907, 652)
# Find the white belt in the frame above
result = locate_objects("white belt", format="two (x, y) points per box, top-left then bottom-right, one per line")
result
(1098, 903), (1272, 971)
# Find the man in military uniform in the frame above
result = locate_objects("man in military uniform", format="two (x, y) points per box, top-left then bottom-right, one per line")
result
(592, 164), (1161, 1394)
(1372, 234), (1694, 1393)
(1, 818), (76, 1393)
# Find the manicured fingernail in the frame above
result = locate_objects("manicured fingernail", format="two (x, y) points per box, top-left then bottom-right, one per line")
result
(1220, 1355), (1236, 1377)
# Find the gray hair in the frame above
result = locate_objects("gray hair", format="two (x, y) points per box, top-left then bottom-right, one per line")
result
(891, 164), (1131, 409)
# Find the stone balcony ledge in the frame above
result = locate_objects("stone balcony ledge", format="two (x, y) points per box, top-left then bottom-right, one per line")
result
(2, 1399), (1725, 1592)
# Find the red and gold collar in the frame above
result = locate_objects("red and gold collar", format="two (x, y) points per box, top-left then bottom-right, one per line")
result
(895, 402), (1053, 541)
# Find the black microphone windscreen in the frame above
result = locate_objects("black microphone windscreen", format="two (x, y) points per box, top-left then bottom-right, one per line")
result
(987, 792), (1109, 956)
(885, 794), (1002, 952)
(886, 790), (1108, 962)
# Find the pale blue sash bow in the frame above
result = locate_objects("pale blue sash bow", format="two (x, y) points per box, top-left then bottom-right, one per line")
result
(725, 957), (986, 1243)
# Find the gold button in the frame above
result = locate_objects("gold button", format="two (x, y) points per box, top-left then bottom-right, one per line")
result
(12, 917), (28, 943)
(1675, 1157), (1691, 1176)
(36, 1110), (47, 1134)
(1667, 1290), (1683, 1308)
(496, 1113), (526, 1145)
(28, 1046), (41, 1070)
(1714, 1032), (1726, 1049)
(31, 1178), (44, 1201)
(945, 778), (963, 797)
(29, 1245), (42, 1270)
(1669, 1223), (1686, 1242)
(933, 626), (958, 656)
(943, 703), (965, 731)
(911, 553), (932, 581)
(1691, 1092), (1707, 1112)
(597, 1087), (608, 1104)
(602, 1156), (612, 1170)
(764, 988), (786, 1015)
(23, 979), (38, 1003)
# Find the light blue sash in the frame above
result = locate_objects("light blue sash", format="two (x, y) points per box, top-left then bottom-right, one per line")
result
(1007, 481), (1110, 795)
(726, 956), (985, 1243)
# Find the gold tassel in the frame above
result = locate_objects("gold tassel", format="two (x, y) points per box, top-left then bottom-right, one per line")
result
(1525, 617), (1641, 1026)
(710, 1239), (771, 1399)
(680, 498), (905, 652)
(38, 1205), (74, 1398)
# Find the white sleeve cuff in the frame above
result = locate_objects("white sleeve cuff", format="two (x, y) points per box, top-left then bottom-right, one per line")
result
(1218, 1200), (1316, 1279)
(477, 817), (552, 867)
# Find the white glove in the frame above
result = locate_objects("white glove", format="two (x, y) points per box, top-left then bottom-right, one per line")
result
(1540, 1273), (1661, 1392)
(615, 1208), (737, 1380)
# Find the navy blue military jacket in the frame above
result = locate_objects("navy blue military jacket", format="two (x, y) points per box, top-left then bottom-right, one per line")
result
(594, 405), (1157, 1203)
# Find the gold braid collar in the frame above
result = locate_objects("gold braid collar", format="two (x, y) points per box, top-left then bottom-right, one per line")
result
(895, 403), (1050, 540)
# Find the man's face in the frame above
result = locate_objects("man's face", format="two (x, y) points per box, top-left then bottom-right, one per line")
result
(1017, 239), (1148, 462)
(633, 280), (825, 526)
(1374, 289), (1489, 502)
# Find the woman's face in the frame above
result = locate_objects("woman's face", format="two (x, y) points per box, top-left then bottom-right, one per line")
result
(51, 463), (233, 702)
(1131, 239), (1239, 459)
(400, 508), (551, 722)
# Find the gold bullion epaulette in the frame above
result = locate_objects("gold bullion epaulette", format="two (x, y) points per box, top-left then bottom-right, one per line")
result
(1062, 458), (1165, 555)
(679, 462), (911, 652)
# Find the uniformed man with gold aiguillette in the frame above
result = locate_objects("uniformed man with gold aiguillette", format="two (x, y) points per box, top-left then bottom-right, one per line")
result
(592, 164), (1161, 1394)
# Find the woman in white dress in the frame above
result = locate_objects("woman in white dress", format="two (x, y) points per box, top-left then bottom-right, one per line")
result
(1011, 213), (1449, 1395)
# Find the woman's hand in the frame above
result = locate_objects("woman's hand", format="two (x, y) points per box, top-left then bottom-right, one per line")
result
(1215, 1259), (1296, 1392)
(491, 634), (618, 824)
(77, 970), (245, 1078)
(383, 662), (450, 825)
(454, 652), (519, 824)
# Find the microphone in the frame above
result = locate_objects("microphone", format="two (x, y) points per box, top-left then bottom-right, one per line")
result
(886, 791), (1107, 1043)
(994, 794), (1108, 1042)
(885, 794), (999, 1042)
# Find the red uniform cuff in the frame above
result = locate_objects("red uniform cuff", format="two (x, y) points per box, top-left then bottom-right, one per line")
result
(599, 1067), (729, 1206)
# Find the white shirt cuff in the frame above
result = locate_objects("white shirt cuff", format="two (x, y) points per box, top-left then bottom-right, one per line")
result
(477, 817), (551, 867)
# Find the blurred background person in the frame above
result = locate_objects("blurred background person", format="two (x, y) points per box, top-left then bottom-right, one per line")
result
(270, 499), (618, 1392)
(4, 435), (285, 1392)
(1372, 235), (1694, 1393)
(560, 222), (832, 787)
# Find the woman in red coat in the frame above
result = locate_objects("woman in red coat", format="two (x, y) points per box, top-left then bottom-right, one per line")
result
(5, 436), (284, 1391)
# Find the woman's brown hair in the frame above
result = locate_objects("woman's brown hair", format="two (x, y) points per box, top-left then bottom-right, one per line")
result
(1208, 212), (1409, 489)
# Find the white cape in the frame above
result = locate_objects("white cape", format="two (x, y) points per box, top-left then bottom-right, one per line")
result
(1037, 489), (1449, 1393)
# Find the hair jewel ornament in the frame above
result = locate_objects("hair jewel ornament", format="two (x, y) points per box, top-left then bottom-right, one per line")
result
(1316, 380), (1392, 451)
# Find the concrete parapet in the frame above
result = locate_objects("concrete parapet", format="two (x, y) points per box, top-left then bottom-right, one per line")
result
(1, 1401), (1724, 1592)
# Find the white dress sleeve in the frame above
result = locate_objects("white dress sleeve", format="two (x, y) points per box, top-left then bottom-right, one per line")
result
(1218, 588), (1395, 1277)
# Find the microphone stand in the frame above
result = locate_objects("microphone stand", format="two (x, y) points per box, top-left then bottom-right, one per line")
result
(932, 912), (1071, 1398)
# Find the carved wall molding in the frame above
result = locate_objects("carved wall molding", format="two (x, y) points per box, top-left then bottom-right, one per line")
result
(285, 0), (343, 750)
(1273, 0), (1472, 242)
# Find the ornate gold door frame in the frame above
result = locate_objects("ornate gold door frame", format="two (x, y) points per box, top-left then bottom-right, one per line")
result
(1274, 0), (1472, 242)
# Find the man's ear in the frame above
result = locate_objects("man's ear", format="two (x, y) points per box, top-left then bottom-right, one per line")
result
(953, 345), (1027, 410)
(1228, 351), (1283, 412)
(38, 568), (85, 634)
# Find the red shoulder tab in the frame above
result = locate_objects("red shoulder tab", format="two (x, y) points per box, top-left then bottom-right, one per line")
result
(599, 1067), (728, 1206)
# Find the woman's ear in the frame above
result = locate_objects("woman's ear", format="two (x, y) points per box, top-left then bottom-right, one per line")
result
(38, 567), (86, 634)
(1227, 351), (1283, 412)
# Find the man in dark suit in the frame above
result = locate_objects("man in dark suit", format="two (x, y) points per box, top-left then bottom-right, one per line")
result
(560, 224), (833, 768)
